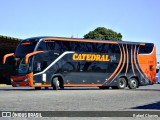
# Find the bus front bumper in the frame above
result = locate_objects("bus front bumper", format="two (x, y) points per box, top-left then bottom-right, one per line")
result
(11, 73), (34, 87)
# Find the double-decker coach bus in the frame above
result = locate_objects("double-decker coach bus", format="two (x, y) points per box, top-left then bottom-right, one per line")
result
(3, 37), (156, 90)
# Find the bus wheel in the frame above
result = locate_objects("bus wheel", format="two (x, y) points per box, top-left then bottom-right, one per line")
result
(52, 77), (60, 90)
(118, 78), (126, 89)
(35, 87), (41, 90)
(128, 78), (138, 89)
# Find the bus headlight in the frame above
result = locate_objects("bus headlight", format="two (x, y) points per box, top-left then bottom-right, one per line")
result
(11, 78), (14, 82)
(24, 77), (30, 82)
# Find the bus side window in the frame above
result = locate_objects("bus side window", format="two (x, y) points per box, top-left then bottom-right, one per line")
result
(54, 41), (62, 51)
(37, 41), (47, 51)
(78, 42), (92, 52)
(71, 42), (80, 51)
(46, 41), (55, 50)
(139, 43), (154, 54)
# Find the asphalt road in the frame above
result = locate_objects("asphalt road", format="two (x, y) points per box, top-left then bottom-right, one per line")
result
(0, 84), (160, 119)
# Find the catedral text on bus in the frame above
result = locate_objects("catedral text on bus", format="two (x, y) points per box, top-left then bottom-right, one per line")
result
(3, 37), (156, 90)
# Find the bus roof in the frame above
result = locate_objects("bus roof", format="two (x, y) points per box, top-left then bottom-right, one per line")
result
(23, 36), (151, 45)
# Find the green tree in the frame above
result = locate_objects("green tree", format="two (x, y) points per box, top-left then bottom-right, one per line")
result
(84, 27), (122, 41)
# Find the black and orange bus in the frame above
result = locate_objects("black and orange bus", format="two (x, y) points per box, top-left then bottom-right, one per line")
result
(3, 37), (156, 90)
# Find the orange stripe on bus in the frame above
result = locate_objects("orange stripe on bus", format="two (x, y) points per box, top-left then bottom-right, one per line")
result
(44, 38), (118, 44)
(25, 51), (44, 64)
(107, 45), (122, 80)
(109, 44), (126, 84)
(133, 45), (138, 76)
(64, 84), (102, 87)
(21, 42), (31, 45)
(28, 72), (34, 87)
(34, 84), (102, 87)
(131, 45), (135, 76)
(102, 45), (123, 85)
(33, 85), (52, 87)
(3, 53), (14, 64)
(33, 84), (102, 87)
(135, 46), (144, 77)
(125, 45), (129, 76)
(140, 43), (145, 46)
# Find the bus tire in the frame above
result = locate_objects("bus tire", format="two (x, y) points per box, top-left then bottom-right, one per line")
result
(35, 87), (41, 90)
(52, 77), (60, 90)
(128, 78), (138, 89)
(118, 78), (126, 89)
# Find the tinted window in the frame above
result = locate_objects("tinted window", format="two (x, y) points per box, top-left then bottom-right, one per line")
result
(60, 41), (72, 51)
(92, 43), (104, 52)
(156, 69), (159, 73)
(52, 41), (70, 52)
(43, 40), (120, 54)
(139, 43), (154, 54)
(92, 43), (120, 54)
(15, 40), (37, 57)
(110, 44), (120, 53)
(46, 41), (92, 52)
(37, 41), (47, 51)
(43, 41), (55, 50)
(77, 42), (92, 52)
(70, 42), (80, 51)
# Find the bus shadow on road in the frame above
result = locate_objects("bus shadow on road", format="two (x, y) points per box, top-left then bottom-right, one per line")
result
(0, 87), (159, 91)
(0, 88), (36, 91)
(131, 101), (160, 110)
(0, 87), (100, 91)
(131, 89), (160, 92)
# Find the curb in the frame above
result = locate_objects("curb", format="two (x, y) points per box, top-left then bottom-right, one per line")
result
(0, 84), (9, 86)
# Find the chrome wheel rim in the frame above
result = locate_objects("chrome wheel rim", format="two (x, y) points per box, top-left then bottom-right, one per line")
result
(57, 80), (60, 87)
(120, 80), (125, 88)
(131, 80), (137, 88)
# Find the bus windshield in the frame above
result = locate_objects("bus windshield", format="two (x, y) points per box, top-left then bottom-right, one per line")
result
(18, 59), (30, 74)
(12, 58), (32, 76)
(15, 40), (37, 57)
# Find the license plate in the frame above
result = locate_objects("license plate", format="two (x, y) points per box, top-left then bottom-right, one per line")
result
(16, 84), (20, 87)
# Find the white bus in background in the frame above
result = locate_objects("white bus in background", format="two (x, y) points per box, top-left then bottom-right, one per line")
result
(156, 63), (160, 84)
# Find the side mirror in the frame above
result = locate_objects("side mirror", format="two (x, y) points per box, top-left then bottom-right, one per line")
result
(3, 53), (14, 64)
